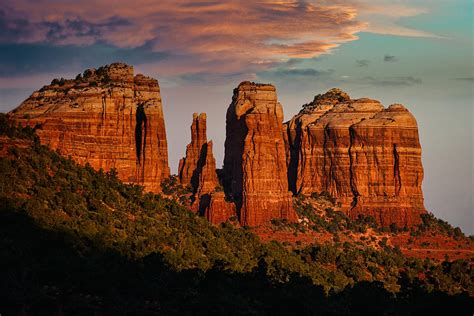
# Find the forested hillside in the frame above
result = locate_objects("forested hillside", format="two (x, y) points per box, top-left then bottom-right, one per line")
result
(1, 114), (472, 315)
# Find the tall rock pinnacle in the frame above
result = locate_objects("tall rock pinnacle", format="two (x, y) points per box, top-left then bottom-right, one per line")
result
(178, 114), (232, 220)
(178, 113), (208, 189)
(224, 82), (297, 226)
(9, 63), (170, 192)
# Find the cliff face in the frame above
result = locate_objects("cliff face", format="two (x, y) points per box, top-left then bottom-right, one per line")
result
(9, 63), (170, 192)
(348, 104), (425, 226)
(224, 82), (297, 226)
(285, 89), (426, 227)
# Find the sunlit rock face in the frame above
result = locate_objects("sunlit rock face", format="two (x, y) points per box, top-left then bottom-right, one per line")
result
(285, 89), (426, 227)
(9, 63), (170, 192)
(224, 82), (297, 227)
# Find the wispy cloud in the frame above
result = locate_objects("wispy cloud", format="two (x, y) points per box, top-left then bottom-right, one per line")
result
(0, 0), (441, 85)
(0, 0), (366, 78)
(0, 43), (167, 77)
(454, 77), (474, 82)
(355, 59), (370, 67)
(355, 0), (439, 38)
(384, 54), (399, 62)
(355, 76), (422, 87)
(258, 67), (335, 80)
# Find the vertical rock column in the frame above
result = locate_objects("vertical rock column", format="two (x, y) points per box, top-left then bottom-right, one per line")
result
(178, 114), (236, 223)
(201, 141), (238, 224)
(224, 82), (297, 226)
(178, 113), (208, 188)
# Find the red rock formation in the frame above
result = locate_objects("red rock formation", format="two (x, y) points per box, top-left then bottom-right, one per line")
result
(285, 89), (426, 227)
(204, 192), (237, 225)
(177, 114), (234, 222)
(349, 104), (425, 226)
(8, 63), (170, 192)
(224, 82), (297, 226)
(0, 135), (32, 157)
(197, 141), (238, 223)
(195, 140), (220, 196)
(178, 113), (208, 188)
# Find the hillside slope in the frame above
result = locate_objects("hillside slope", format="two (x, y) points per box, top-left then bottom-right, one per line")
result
(0, 114), (473, 315)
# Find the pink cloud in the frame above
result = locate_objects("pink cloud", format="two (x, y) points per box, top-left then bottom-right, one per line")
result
(1, 0), (365, 76)
(1, 0), (437, 78)
(354, 0), (440, 38)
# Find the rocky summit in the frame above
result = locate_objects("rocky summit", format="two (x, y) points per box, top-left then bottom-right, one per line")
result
(9, 63), (170, 192)
(8, 64), (426, 227)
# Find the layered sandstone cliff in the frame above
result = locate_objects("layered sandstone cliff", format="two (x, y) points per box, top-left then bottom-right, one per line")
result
(9, 63), (170, 192)
(224, 82), (297, 226)
(285, 89), (425, 227)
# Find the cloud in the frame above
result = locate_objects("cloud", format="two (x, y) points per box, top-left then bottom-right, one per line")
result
(355, 59), (370, 67)
(285, 59), (305, 67)
(356, 76), (422, 87)
(0, 43), (167, 77)
(384, 54), (399, 62)
(274, 68), (335, 77)
(259, 67), (335, 80)
(454, 77), (474, 82)
(354, 1), (439, 38)
(176, 71), (250, 86)
(0, 0), (442, 86)
(0, 0), (367, 78)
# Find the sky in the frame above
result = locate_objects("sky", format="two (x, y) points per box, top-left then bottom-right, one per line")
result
(0, 0), (472, 233)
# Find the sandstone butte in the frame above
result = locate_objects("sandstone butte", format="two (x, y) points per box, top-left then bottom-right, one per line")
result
(285, 88), (426, 227)
(8, 63), (170, 192)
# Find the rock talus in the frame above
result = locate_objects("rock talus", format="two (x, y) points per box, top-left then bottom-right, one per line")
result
(9, 63), (170, 192)
(285, 89), (426, 227)
(224, 82), (297, 226)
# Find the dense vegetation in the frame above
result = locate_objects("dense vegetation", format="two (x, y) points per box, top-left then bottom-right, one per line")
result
(0, 114), (473, 315)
